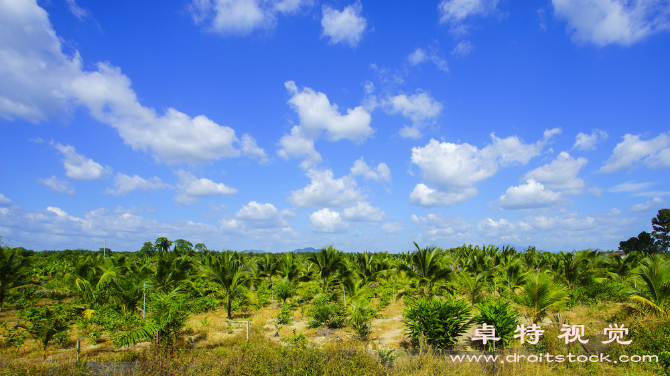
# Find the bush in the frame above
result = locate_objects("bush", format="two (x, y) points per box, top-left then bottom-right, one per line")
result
(275, 280), (293, 303)
(277, 303), (293, 325)
(403, 296), (472, 349)
(568, 277), (629, 306)
(307, 294), (346, 329)
(472, 298), (520, 350)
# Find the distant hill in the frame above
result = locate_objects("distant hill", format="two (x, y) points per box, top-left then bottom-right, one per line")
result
(292, 247), (319, 253)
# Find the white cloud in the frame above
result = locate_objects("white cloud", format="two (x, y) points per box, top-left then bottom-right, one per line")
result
(0, 194), (12, 206)
(342, 202), (385, 222)
(240, 134), (268, 163)
(310, 208), (349, 233)
(609, 181), (655, 193)
(105, 173), (168, 196)
(498, 179), (562, 210)
(411, 213), (472, 240)
(409, 184), (477, 207)
(189, 0), (312, 35)
(289, 168), (366, 208)
(350, 158), (391, 183)
(523, 151), (588, 194)
(321, 2), (367, 48)
(599, 132), (670, 173)
(411, 129), (559, 189)
(524, 214), (597, 231)
(409, 130), (560, 207)
(451, 40), (474, 57)
(382, 221), (403, 234)
(628, 197), (664, 212)
(0, 1), (257, 165)
(478, 218), (532, 237)
(589, 187), (604, 197)
(174, 170), (237, 205)
(386, 91), (443, 139)
(552, 0), (670, 46)
(52, 142), (110, 181)
(37, 176), (76, 196)
(235, 201), (287, 228)
(284, 81), (373, 143)
(572, 129), (608, 151)
(276, 125), (322, 168)
(407, 47), (449, 72)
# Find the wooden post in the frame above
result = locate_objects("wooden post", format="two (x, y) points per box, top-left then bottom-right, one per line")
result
(76, 339), (80, 361)
(246, 321), (249, 342)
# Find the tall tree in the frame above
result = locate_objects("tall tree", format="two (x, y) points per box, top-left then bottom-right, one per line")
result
(619, 231), (657, 255)
(154, 237), (173, 253)
(652, 209), (670, 253)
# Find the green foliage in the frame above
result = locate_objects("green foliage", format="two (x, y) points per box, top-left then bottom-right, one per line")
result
(307, 293), (346, 329)
(284, 328), (307, 348)
(374, 346), (398, 367)
(17, 305), (71, 359)
(620, 231), (658, 255)
(297, 284), (320, 303)
(568, 276), (630, 306)
(348, 298), (375, 338)
(403, 296), (472, 349)
(0, 322), (26, 352)
(274, 279), (294, 302)
(515, 271), (568, 324)
(472, 298), (520, 350)
(653, 209), (670, 253)
(276, 303), (293, 325)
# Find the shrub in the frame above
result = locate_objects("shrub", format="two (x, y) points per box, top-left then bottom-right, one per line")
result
(276, 303), (293, 325)
(275, 280), (293, 303)
(307, 293), (346, 329)
(568, 276), (629, 307)
(472, 298), (520, 350)
(403, 296), (472, 349)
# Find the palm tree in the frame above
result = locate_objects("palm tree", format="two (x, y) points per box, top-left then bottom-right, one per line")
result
(605, 252), (641, 281)
(516, 271), (568, 324)
(202, 252), (251, 319)
(152, 251), (195, 292)
(629, 254), (670, 316)
(17, 306), (69, 359)
(459, 271), (487, 304)
(307, 246), (351, 293)
(400, 242), (455, 298)
(0, 247), (32, 311)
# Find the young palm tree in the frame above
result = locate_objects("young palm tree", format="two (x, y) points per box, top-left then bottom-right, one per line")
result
(459, 271), (488, 304)
(400, 242), (455, 298)
(307, 246), (351, 293)
(605, 252), (641, 281)
(202, 252), (251, 319)
(0, 247), (32, 311)
(516, 271), (568, 324)
(630, 254), (670, 316)
(17, 306), (69, 359)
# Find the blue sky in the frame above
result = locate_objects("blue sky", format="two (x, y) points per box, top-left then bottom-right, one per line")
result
(1, 0), (669, 253)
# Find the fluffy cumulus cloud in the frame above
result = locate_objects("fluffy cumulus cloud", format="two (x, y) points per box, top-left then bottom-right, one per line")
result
(289, 168), (366, 208)
(385, 91), (443, 139)
(174, 170), (237, 205)
(477, 218), (532, 238)
(37, 176), (75, 196)
(234, 201), (288, 228)
(240, 134), (268, 163)
(599, 132), (670, 173)
(284, 81), (373, 143)
(628, 197), (664, 212)
(408, 47), (449, 71)
(409, 129), (560, 207)
(52, 142), (110, 181)
(105, 173), (168, 196)
(189, 0), (313, 35)
(523, 151), (588, 194)
(310, 208), (349, 233)
(0, 194), (12, 206)
(342, 202), (385, 222)
(0, 0), (264, 165)
(573, 129), (608, 151)
(552, 0), (670, 46)
(276, 125), (322, 168)
(497, 179), (562, 210)
(321, 2), (367, 48)
(350, 158), (391, 183)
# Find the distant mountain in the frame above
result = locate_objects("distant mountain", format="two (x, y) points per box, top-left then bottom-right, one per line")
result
(292, 247), (319, 253)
